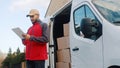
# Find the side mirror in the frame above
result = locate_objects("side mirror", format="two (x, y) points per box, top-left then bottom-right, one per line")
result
(80, 18), (98, 39)
(91, 19), (99, 27)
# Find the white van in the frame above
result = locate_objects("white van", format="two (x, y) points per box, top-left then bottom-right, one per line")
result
(47, 0), (120, 68)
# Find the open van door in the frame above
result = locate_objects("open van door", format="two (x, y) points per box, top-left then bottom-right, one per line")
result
(70, 0), (103, 68)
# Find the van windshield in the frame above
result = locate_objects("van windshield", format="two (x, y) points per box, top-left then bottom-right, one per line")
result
(93, 0), (120, 25)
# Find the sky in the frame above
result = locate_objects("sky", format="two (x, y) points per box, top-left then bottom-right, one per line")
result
(0, 0), (50, 53)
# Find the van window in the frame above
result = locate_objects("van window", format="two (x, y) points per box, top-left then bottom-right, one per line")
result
(74, 5), (102, 41)
(74, 6), (85, 35)
(93, 0), (120, 26)
(85, 6), (95, 19)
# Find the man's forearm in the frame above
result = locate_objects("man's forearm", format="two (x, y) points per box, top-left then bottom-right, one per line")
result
(30, 35), (49, 43)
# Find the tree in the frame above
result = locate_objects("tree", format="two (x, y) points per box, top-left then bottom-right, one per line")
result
(2, 48), (12, 68)
(2, 48), (25, 68)
(16, 48), (20, 55)
(8, 48), (12, 57)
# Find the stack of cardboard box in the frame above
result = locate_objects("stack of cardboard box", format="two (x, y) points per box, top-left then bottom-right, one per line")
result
(56, 23), (71, 68)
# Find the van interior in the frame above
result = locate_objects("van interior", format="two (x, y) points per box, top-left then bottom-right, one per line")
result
(52, 3), (72, 66)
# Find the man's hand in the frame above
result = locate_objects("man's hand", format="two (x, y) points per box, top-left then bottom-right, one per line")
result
(22, 34), (30, 40)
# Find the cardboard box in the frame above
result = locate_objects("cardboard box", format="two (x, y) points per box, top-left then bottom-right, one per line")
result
(57, 37), (69, 50)
(56, 62), (71, 68)
(64, 23), (69, 36)
(57, 49), (71, 63)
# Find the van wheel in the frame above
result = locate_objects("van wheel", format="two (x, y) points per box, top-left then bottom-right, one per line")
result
(108, 65), (120, 68)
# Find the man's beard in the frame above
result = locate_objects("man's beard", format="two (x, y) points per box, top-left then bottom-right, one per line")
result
(31, 19), (39, 24)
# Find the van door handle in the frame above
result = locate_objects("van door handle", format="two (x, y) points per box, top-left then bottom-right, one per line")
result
(72, 47), (79, 51)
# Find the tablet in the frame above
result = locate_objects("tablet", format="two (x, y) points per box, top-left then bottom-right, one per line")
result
(12, 27), (25, 39)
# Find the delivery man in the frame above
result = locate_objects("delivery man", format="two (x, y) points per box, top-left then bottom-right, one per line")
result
(22, 9), (49, 68)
